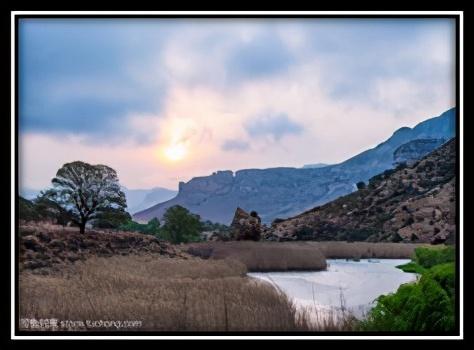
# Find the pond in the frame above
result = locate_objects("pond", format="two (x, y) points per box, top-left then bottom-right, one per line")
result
(248, 259), (418, 320)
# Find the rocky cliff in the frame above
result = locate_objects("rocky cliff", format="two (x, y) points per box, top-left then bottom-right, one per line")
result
(393, 138), (446, 167)
(265, 138), (456, 244)
(134, 108), (456, 225)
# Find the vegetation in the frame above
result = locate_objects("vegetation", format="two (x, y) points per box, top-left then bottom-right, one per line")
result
(19, 255), (315, 331)
(186, 241), (424, 272)
(360, 246), (456, 332)
(396, 245), (455, 273)
(159, 205), (202, 244)
(43, 161), (127, 233)
(92, 207), (131, 229)
(119, 218), (161, 235)
(19, 195), (75, 226)
(200, 220), (231, 238)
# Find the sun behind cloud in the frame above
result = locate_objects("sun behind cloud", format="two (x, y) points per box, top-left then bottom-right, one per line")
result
(163, 143), (187, 161)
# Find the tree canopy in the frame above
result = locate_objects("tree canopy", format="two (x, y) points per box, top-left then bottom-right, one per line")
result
(45, 161), (127, 233)
(160, 205), (202, 244)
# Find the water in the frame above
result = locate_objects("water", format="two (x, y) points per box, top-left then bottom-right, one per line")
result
(248, 259), (418, 319)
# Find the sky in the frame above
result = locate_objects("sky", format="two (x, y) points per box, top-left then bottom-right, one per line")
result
(18, 18), (456, 191)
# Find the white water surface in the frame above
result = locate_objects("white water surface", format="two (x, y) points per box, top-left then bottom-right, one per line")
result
(249, 259), (418, 319)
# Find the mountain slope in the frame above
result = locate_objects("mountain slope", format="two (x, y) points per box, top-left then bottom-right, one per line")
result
(122, 187), (178, 214)
(134, 108), (456, 225)
(265, 138), (456, 243)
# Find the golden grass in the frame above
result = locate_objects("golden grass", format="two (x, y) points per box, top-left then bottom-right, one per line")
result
(185, 241), (426, 272)
(186, 241), (327, 272)
(308, 241), (427, 259)
(19, 255), (319, 332)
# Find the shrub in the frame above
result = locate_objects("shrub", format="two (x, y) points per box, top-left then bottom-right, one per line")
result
(356, 181), (366, 190)
(295, 226), (314, 240)
(360, 262), (455, 332)
(160, 205), (202, 244)
(92, 207), (131, 229)
(119, 218), (161, 235)
(414, 246), (455, 268)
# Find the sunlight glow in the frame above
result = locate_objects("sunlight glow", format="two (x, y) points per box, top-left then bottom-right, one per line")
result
(164, 143), (187, 161)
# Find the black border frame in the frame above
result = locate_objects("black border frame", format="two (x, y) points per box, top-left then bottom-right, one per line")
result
(11, 12), (464, 339)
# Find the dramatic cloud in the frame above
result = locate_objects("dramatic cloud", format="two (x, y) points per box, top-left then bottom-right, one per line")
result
(18, 18), (456, 190)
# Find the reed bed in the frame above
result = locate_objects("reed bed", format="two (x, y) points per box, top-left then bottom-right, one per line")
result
(185, 241), (426, 271)
(186, 241), (327, 272)
(20, 255), (317, 332)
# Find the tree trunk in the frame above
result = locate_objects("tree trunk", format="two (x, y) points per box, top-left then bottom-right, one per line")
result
(79, 222), (86, 234)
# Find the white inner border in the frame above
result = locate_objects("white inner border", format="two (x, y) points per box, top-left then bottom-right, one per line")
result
(10, 10), (464, 340)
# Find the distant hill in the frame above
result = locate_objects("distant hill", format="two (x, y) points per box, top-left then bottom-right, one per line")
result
(266, 138), (456, 244)
(20, 185), (177, 216)
(122, 187), (178, 214)
(134, 108), (456, 225)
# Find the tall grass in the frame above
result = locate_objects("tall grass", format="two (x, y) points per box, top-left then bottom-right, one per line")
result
(186, 241), (327, 272)
(19, 255), (315, 331)
(185, 241), (426, 272)
(307, 241), (427, 259)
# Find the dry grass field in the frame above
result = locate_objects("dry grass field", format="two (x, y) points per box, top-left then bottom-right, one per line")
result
(19, 255), (321, 332)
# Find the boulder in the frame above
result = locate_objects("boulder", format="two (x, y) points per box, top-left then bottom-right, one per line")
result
(230, 208), (262, 241)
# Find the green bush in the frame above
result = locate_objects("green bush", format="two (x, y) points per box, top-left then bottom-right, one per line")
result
(362, 245), (456, 332)
(119, 218), (161, 235)
(92, 207), (132, 229)
(159, 205), (202, 244)
(360, 262), (455, 332)
(19, 197), (40, 221)
(396, 261), (425, 274)
(414, 246), (455, 268)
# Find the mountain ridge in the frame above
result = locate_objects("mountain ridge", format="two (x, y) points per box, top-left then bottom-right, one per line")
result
(265, 138), (456, 243)
(134, 108), (456, 224)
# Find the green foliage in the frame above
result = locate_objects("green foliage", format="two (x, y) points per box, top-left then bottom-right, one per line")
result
(119, 218), (161, 235)
(19, 195), (74, 225)
(46, 161), (127, 233)
(92, 207), (132, 229)
(295, 226), (314, 240)
(356, 181), (366, 190)
(19, 197), (41, 221)
(159, 205), (202, 244)
(362, 246), (456, 332)
(396, 261), (426, 274)
(414, 246), (455, 268)
(200, 220), (230, 234)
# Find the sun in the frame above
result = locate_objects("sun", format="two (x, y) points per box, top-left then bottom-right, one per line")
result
(164, 143), (187, 161)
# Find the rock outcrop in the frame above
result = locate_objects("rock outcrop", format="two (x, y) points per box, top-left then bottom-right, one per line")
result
(230, 208), (262, 241)
(134, 108), (455, 225)
(265, 138), (456, 244)
(393, 138), (446, 167)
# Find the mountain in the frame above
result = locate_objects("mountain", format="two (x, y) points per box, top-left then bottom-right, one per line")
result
(122, 187), (178, 214)
(265, 138), (456, 244)
(133, 108), (456, 225)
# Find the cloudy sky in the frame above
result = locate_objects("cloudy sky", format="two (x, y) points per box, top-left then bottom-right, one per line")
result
(18, 18), (455, 191)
